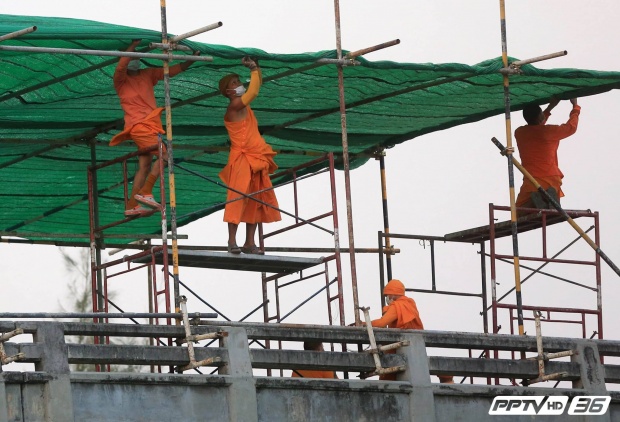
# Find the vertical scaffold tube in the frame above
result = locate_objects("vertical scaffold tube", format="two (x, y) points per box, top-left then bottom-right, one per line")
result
(333, 0), (361, 325)
(160, 0), (180, 318)
(499, 0), (525, 336)
(378, 153), (393, 281)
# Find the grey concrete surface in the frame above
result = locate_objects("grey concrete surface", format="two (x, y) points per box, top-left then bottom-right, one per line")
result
(1, 321), (619, 421)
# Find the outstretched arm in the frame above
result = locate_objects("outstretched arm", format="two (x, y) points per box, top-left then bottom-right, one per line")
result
(241, 56), (262, 106)
(114, 40), (141, 85)
(542, 97), (560, 123)
(169, 50), (201, 77)
(552, 98), (581, 140)
(370, 305), (397, 328)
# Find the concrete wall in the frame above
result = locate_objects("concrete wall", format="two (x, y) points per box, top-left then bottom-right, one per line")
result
(1, 321), (619, 422)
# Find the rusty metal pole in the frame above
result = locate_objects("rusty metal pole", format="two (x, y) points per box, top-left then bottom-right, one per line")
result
(378, 152), (393, 281)
(159, 0), (180, 318)
(498, 0), (525, 336)
(333, 0), (361, 325)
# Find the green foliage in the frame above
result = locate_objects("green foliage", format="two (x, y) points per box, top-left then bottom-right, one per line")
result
(58, 247), (145, 373)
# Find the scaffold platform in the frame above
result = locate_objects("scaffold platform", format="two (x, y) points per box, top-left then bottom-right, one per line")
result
(137, 249), (325, 274)
(444, 211), (583, 243)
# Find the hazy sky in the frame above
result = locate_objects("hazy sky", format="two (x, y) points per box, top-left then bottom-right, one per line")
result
(2, 1), (619, 371)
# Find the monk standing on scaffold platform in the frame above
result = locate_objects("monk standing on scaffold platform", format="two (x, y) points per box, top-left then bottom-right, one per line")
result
(110, 39), (198, 217)
(515, 98), (580, 214)
(219, 56), (281, 255)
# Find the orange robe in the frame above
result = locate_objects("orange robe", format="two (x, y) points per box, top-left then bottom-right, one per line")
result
(371, 296), (452, 382)
(514, 105), (581, 207)
(371, 296), (424, 330)
(110, 57), (183, 150)
(219, 74), (281, 225)
(292, 369), (337, 379)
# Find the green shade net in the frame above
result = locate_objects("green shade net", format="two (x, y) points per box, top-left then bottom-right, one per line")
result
(1, 14), (620, 244)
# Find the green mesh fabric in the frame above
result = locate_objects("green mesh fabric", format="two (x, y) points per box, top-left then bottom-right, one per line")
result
(2, 14), (620, 243)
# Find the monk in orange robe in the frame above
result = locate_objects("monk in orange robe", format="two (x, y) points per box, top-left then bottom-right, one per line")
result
(515, 98), (581, 214)
(111, 40), (198, 217)
(371, 279), (453, 383)
(219, 56), (281, 254)
(291, 342), (338, 379)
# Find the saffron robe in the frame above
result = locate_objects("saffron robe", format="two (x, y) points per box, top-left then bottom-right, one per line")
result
(515, 105), (581, 207)
(110, 57), (183, 151)
(219, 74), (281, 224)
(371, 296), (424, 330)
(292, 369), (337, 379)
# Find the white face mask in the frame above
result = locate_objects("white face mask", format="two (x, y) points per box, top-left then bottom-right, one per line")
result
(233, 85), (246, 96)
(385, 296), (393, 306)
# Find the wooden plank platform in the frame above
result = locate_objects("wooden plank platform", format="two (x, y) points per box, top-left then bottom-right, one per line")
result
(444, 212), (580, 243)
(136, 249), (325, 274)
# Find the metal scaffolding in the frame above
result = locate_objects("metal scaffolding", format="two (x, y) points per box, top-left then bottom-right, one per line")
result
(3, 1), (619, 389)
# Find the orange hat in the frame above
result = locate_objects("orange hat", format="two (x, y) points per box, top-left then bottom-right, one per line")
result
(218, 73), (238, 96)
(383, 279), (405, 296)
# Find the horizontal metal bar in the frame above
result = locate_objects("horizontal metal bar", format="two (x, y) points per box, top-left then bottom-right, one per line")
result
(407, 288), (483, 298)
(315, 58), (360, 66)
(369, 341), (410, 354)
(0, 231), (186, 240)
(496, 303), (599, 315)
(171, 246), (391, 254)
(522, 317), (585, 325)
(379, 232), (449, 242)
(545, 351), (575, 360)
(495, 254), (596, 266)
(0, 26), (37, 42)
(170, 22), (223, 42)
(492, 205), (596, 218)
(0, 312), (216, 319)
(0, 45), (213, 62)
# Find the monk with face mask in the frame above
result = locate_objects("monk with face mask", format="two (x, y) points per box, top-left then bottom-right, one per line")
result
(218, 56), (281, 255)
(371, 279), (453, 383)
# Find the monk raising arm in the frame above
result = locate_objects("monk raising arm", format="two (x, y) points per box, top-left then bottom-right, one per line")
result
(223, 56), (261, 122)
(542, 97), (560, 123)
(547, 98), (581, 140)
(113, 39), (142, 88)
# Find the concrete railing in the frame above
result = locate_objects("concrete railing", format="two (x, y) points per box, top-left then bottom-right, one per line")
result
(1, 320), (619, 421)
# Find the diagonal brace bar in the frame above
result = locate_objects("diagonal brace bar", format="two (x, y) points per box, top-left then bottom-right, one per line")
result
(0, 26), (37, 42)
(491, 137), (620, 277)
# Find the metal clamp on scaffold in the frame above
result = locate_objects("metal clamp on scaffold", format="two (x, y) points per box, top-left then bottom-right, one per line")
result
(522, 311), (573, 386)
(357, 306), (408, 379)
(149, 42), (193, 52)
(176, 296), (223, 373)
(383, 245), (397, 256)
(0, 328), (26, 365)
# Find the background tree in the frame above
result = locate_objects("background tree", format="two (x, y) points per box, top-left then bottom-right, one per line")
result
(58, 247), (144, 372)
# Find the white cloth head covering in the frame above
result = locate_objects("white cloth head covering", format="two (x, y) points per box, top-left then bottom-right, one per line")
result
(127, 59), (141, 71)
